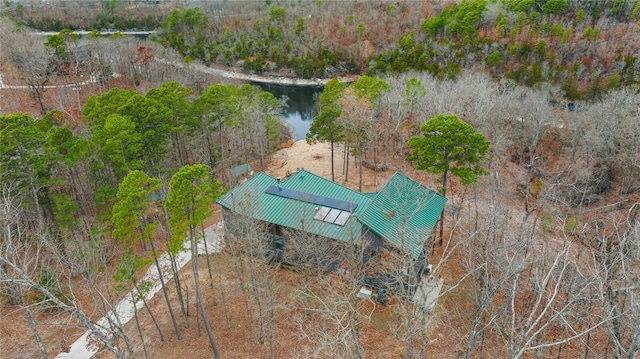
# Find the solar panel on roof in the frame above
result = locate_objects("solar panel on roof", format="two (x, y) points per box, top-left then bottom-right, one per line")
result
(312, 206), (352, 226)
(334, 211), (351, 225)
(314, 206), (330, 221)
(264, 185), (358, 211)
(324, 208), (342, 223)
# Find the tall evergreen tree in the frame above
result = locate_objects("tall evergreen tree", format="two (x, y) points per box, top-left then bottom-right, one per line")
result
(166, 164), (225, 358)
(407, 114), (490, 245)
(307, 78), (348, 181)
(0, 113), (51, 230)
(146, 81), (196, 168)
(194, 84), (241, 173)
(111, 170), (183, 340)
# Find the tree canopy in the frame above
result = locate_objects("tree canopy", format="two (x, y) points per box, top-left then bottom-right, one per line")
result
(307, 78), (349, 181)
(407, 114), (490, 194)
(165, 164), (226, 243)
(111, 170), (163, 247)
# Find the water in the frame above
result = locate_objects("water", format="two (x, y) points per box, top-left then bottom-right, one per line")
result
(37, 31), (319, 141)
(255, 83), (322, 141)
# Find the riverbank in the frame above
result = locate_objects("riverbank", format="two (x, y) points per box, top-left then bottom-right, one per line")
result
(159, 58), (359, 88)
(27, 29), (359, 88)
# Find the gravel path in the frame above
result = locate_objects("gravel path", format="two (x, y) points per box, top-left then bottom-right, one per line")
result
(55, 222), (225, 359)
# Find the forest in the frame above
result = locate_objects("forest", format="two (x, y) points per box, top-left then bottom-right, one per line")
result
(2, 0), (640, 358)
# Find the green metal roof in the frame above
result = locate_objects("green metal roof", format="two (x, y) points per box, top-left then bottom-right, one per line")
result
(361, 192), (379, 199)
(216, 170), (370, 244)
(217, 169), (447, 259)
(358, 172), (447, 260)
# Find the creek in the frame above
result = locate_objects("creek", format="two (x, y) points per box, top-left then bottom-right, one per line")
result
(35, 31), (328, 141)
(34, 31), (327, 141)
(254, 83), (323, 141)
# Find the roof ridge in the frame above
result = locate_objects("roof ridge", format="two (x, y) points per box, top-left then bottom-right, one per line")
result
(284, 168), (364, 195)
(383, 172), (446, 200)
(231, 171), (275, 189)
(244, 171), (274, 180)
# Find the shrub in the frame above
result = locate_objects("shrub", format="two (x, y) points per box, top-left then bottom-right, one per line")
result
(564, 217), (580, 233)
(542, 0), (568, 15)
(534, 40), (547, 55)
(487, 50), (502, 65)
(539, 212), (556, 232)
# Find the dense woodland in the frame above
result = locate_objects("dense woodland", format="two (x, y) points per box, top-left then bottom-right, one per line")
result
(2, 1), (640, 358)
(4, 0), (640, 91)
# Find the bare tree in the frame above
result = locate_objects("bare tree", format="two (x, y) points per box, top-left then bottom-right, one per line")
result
(0, 185), (49, 358)
(0, 184), (128, 358)
(338, 87), (372, 191)
(379, 74), (427, 168)
(1, 25), (53, 115)
(584, 214), (640, 359)
(275, 213), (369, 358)
(222, 199), (278, 357)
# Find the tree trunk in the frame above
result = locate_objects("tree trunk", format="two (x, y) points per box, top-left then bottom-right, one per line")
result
(174, 132), (186, 167)
(344, 143), (350, 182)
(191, 226), (221, 358)
(161, 206), (190, 328)
(214, 255), (232, 329)
(438, 169), (448, 247)
(248, 255), (267, 344)
(232, 246), (254, 335)
(419, 308), (428, 359)
(201, 224), (215, 289)
(133, 282), (164, 342)
(26, 164), (45, 232)
(105, 292), (135, 358)
(265, 270), (276, 359)
(583, 302), (592, 359)
(383, 119), (392, 169)
(330, 138), (335, 182)
(349, 293), (363, 358)
(171, 247), (190, 327)
(73, 59), (82, 113)
(148, 238), (182, 340)
(373, 145), (378, 191)
(627, 322), (640, 359)
(259, 137), (265, 171)
(131, 291), (150, 359)
(607, 286), (623, 359)
(28, 80), (47, 115)
(358, 150), (363, 192)
(204, 130), (216, 172)
(18, 290), (49, 358)
(219, 116), (225, 172)
(404, 303), (415, 359)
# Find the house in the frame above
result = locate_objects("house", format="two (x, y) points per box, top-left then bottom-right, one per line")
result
(216, 169), (447, 295)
